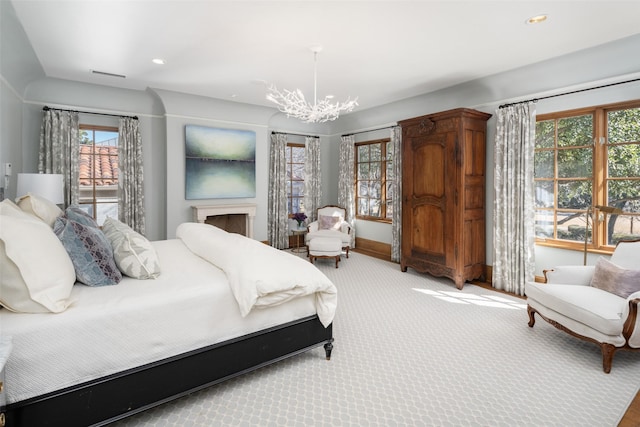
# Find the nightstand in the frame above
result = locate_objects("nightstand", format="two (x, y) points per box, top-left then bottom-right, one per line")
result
(0, 336), (12, 427)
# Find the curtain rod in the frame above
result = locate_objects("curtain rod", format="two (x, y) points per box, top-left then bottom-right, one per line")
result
(43, 106), (138, 120)
(498, 77), (640, 109)
(271, 131), (318, 138)
(342, 125), (396, 138)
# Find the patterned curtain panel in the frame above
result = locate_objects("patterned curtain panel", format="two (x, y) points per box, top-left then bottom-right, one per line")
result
(493, 102), (537, 295)
(118, 117), (146, 235)
(338, 135), (356, 248)
(38, 109), (80, 207)
(390, 126), (403, 262)
(303, 136), (322, 222)
(268, 133), (289, 249)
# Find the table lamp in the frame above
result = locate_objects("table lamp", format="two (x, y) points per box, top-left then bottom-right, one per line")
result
(16, 173), (64, 205)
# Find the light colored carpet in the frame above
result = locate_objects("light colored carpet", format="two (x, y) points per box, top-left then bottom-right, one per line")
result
(113, 251), (639, 426)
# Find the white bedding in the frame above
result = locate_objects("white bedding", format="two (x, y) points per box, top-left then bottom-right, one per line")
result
(0, 239), (320, 404)
(177, 222), (338, 326)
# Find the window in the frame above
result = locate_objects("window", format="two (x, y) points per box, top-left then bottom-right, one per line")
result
(286, 143), (305, 215)
(534, 100), (640, 252)
(78, 125), (119, 225)
(355, 138), (393, 222)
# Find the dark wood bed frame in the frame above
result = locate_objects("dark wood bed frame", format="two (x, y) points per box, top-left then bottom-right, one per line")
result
(3, 315), (333, 427)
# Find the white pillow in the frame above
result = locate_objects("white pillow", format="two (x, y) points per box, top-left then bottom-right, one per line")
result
(0, 213), (76, 313)
(102, 217), (161, 279)
(0, 199), (26, 216)
(16, 192), (63, 227)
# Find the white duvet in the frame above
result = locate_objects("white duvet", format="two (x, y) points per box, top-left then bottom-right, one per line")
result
(1, 239), (321, 403)
(177, 222), (337, 327)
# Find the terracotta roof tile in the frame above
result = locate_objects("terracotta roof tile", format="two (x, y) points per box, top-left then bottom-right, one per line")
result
(79, 145), (118, 186)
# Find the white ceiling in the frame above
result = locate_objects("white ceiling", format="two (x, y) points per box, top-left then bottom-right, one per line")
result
(11, 1), (640, 112)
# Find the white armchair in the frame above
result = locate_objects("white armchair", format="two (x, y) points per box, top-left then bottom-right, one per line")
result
(305, 205), (352, 258)
(525, 239), (640, 373)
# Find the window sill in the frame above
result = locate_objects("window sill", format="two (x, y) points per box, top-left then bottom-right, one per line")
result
(355, 216), (392, 224)
(535, 240), (614, 255)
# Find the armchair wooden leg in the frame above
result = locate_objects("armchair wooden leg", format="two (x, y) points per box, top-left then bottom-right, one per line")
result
(527, 305), (536, 327)
(600, 343), (615, 374)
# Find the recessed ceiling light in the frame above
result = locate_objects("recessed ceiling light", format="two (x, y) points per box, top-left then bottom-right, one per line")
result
(526, 14), (548, 25)
(152, 58), (166, 65)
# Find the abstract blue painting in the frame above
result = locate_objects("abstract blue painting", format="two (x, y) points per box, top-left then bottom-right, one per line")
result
(185, 125), (256, 199)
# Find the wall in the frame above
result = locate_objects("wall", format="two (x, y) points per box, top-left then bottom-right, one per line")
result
(0, 0), (45, 198)
(2, 0), (640, 272)
(19, 78), (168, 241)
(329, 33), (640, 274)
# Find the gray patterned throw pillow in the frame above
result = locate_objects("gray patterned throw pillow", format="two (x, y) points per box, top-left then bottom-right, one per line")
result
(54, 216), (122, 286)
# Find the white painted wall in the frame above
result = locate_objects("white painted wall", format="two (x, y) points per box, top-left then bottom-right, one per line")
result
(328, 34), (640, 275)
(2, 0), (639, 273)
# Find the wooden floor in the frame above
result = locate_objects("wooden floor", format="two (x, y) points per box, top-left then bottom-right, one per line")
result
(619, 391), (640, 426)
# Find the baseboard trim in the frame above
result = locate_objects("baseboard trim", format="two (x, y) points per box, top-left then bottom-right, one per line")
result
(354, 237), (391, 261)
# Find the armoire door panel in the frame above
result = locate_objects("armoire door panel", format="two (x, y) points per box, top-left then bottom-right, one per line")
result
(412, 204), (444, 255)
(412, 141), (445, 199)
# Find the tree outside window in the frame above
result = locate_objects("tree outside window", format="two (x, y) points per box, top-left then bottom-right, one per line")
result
(286, 143), (305, 215)
(534, 101), (640, 252)
(355, 139), (393, 222)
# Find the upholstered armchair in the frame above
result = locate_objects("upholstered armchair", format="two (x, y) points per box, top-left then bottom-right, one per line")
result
(305, 205), (352, 258)
(525, 239), (640, 373)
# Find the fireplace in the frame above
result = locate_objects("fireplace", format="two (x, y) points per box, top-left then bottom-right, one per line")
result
(192, 204), (257, 239)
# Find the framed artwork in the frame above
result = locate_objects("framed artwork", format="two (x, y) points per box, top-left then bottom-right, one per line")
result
(185, 125), (256, 199)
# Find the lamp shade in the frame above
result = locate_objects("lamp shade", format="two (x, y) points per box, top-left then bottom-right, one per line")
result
(16, 173), (64, 204)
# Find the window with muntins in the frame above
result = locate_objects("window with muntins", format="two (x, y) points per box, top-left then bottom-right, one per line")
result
(534, 100), (640, 253)
(355, 138), (393, 222)
(286, 143), (305, 215)
(78, 125), (119, 225)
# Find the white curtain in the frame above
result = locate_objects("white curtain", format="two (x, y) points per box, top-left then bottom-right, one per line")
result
(268, 133), (289, 249)
(38, 109), (80, 207)
(303, 136), (322, 222)
(493, 102), (537, 295)
(118, 117), (145, 234)
(390, 126), (402, 262)
(338, 135), (356, 248)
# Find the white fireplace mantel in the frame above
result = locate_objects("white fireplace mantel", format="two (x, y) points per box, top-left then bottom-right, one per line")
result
(191, 204), (257, 239)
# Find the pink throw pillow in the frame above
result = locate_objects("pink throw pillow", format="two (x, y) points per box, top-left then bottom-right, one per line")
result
(319, 215), (341, 231)
(590, 257), (640, 298)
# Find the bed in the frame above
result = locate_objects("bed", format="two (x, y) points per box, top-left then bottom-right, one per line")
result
(0, 199), (336, 427)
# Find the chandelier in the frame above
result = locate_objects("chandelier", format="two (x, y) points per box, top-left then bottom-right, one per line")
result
(266, 46), (358, 123)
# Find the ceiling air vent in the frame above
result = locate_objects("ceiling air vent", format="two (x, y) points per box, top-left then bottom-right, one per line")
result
(91, 70), (126, 79)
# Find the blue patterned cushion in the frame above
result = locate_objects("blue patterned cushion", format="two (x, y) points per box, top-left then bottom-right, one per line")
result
(54, 216), (122, 286)
(65, 206), (99, 228)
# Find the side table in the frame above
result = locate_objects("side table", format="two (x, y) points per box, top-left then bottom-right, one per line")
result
(291, 227), (308, 253)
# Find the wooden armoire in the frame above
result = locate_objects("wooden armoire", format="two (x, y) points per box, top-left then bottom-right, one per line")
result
(399, 108), (491, 289)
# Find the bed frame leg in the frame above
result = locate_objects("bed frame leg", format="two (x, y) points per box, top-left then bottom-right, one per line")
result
(324, 339), (334, 360)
